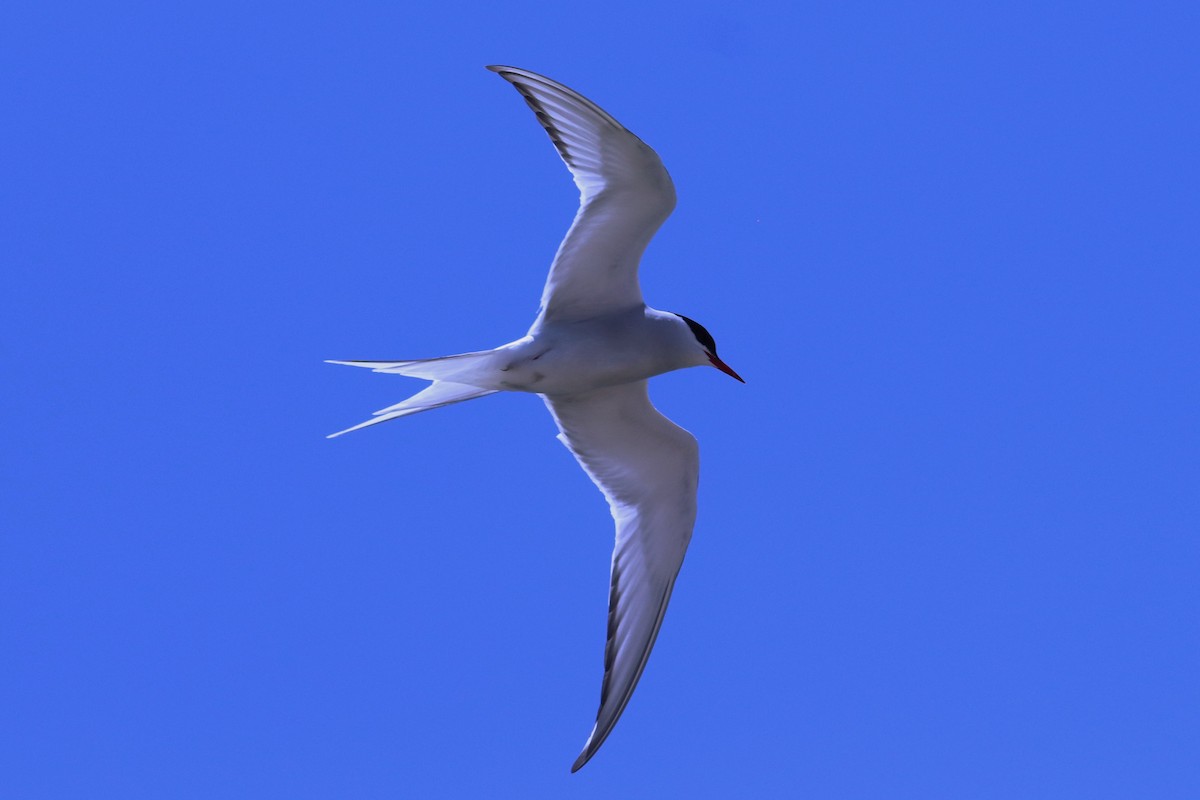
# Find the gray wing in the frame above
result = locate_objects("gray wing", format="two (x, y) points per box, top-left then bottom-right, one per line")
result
(543, 381), (699, 771)
(488, 66), (677, 323)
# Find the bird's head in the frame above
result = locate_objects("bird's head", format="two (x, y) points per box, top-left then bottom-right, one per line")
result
(675, 314), (745, 383)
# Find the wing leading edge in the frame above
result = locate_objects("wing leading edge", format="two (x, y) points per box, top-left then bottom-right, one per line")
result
(543, 381), (699, 771)
(488, 66), (677, 323)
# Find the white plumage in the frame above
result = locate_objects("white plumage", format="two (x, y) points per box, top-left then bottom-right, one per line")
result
(329, 65), (742, 771)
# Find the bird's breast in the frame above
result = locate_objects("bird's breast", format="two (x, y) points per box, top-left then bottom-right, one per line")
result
(494, 316), (676, 395)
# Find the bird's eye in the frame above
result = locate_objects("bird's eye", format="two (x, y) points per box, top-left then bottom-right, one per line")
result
(678, 315), (718, 354)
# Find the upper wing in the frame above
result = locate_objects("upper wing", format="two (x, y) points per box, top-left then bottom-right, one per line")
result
(488, 66), (677, 323)
(543, 381), (699, 772)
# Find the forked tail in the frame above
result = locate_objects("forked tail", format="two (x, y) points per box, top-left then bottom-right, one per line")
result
(326, 380), (497, 438)
(326, 351), (500, 438)
(326, 349), (497, 383)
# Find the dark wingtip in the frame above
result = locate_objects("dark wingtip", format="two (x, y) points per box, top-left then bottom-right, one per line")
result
(570, 747), (593, 773)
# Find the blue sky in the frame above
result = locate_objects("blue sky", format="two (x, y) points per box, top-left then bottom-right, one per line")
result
(3, 1), (1197, 797)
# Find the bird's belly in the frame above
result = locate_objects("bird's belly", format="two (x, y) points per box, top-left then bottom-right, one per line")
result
(494, 338), (661, 395)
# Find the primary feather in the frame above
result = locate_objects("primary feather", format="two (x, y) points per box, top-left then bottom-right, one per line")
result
(329, 66), (739, 772)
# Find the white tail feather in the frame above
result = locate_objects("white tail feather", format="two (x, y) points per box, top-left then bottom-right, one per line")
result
(327, 380), (497, 438)
(325, 349), (497, 383)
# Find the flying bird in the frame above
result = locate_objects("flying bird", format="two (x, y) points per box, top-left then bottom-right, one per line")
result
(328, 65), (743, 772)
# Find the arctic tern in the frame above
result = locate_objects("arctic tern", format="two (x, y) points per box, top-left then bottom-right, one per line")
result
(328, 65), (743, 771)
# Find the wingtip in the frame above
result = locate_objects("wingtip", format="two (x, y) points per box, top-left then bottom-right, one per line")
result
(569, 729), (601, 773)
(570, 749), (591, 773)
(487, 65), (526, 83)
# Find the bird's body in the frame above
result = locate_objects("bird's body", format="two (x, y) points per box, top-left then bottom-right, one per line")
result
(329, 65), (741, 771)
(495, 308), (711, 395)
